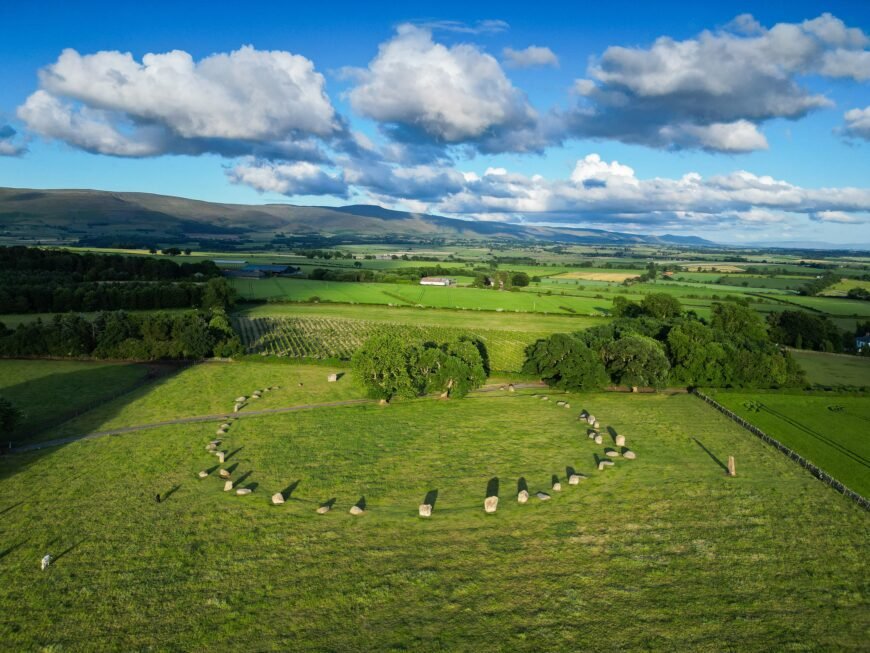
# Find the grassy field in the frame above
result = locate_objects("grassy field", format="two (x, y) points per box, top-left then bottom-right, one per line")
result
(711, 390), (870, 496)
(34, 361), (361, 443)
(0, 359), (151, 440)
(823, 278), (870, 296)
(0, 383), (866, 650)
(790, 350), (870, 386)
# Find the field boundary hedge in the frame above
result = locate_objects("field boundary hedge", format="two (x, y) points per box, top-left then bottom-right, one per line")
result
(692, 389), (869, 511)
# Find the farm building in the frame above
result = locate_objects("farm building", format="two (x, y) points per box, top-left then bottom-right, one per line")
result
(224, 264), (300, 279)
(420, 277), (454, 286)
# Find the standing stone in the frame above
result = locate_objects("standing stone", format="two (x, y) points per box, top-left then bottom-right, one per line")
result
(593, 420), (600, 429)
(623, 449), (636, 460)
(536, 492), (551, 501)
(219, 469), (230, 479)
(728, 456), (736, 477)
(484, 496), (498, 513)
(508, 384), (515, 392)
(327, 373), (338, 382)
(198, 470), (208, 479)
(564, 403), (571, 409)
(556, 400), (566, 407)
(615, 434), (626, 447)
(418, 504), (432, 517)
(517, 490), (529, 504)
(552, 481), (562, 492)
(221, 423), (230, 430)
(234, 404), (241, 413)
(206, 443), (216, 451)
(587, 415), (596, 425)
(598, 459), (615, 471)
(378, 399), (389, 406)
(250, 394), (260, 400)
(594, 435), (603, 445)
(236, 488), (252, 496)
(541, 396), (549, 401)
(349, 505), (365, 515)
(316, 504), (331, 514)
(216, 451), (225, 463)
(568, 474), (583, 485)
(271, 492), (285, 505)
(235, 397), (246, 403)
(605, 448), (620, 458)
(223, 481), (233, 492)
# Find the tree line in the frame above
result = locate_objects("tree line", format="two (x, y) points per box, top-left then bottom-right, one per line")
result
(523, 297), (806, 391)
(0, 246), (236, 314)
(0, 308), (241, 360)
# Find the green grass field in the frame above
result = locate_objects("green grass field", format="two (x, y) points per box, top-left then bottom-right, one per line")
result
(711, 390), (870, 496)
(0, 359), (151, 440)
(0, 375), (866, 650)
(790, 350), (870, 386)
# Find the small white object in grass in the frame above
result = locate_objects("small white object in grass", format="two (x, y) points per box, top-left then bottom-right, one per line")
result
(484, 496), (498, 513)
(223, 481), (233, 492)
(349, 505), (364, 515)
(623, 449), (636, 460)
(418, 504), (432, 517)
(568, 474), (584, 485)
(536, 492), (551, 501)
(517, 490), (529, 504)
(615, 434), (626, 447)
(271, 492), (285, 505)
(236, 488), (252, 496)
(41, 554), (52, 570)
(552, 481), (562, 492)
(198, 470), (208, 479)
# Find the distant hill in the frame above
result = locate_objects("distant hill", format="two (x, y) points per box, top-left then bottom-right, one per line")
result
(0, 187), (718, 248)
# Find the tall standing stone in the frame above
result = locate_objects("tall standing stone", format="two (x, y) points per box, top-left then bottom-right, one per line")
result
(224, 480), (233, 492)
(615, 434), (626, 447)
(419, 504), (432, 517)
(517, 490), (529, 504)
(271, 492), (285, 505)
(484, 496), (498, 513)
(728, 456), (736, 477)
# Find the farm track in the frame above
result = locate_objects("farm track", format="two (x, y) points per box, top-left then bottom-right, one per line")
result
(10, 382), (547, 453)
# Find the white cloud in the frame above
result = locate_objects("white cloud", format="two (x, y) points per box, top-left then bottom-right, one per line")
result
(844, 106), (870, 140)
(810, 210), (866, 223)
(567, 13), (869, 152)
(18, 46), (337, 157)
(503, 46), (559, 68)
(348, 24), (540, 150)
(227, 160), (347, 197)
(411, 19), (510, 35)
(570, 153), (637, 186)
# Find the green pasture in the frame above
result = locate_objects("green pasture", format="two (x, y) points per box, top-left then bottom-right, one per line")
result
(0, 359), (150, 440)
(0, 384), (866, 650)
(711, 390), (870, 496)
(789, 350), (870, 386)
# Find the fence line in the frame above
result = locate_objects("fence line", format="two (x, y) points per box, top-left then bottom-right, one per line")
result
(692, 389), (869, 511)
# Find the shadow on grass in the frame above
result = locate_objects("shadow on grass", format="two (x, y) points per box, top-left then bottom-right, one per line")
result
(0, 501), (24, 516)
(565, 466), (576, 478)
(517, 477), (528, 494)
(54, 538), (87, 563)
(423, 489), (438, 508)
(280, 480), (300, 499)
(354, 496), (366, 510)
(0, 539), (29, 560)
(692, 437), (729, 473)
(1, 361), (188, 481)
(485, 477), (499, 498)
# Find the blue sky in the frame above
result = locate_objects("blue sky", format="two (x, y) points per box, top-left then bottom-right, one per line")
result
(1, 0), (868, 243)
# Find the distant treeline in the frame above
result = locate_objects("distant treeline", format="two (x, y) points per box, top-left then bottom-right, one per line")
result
(0, 309), (241, 360)
(0, 247), (231, 314)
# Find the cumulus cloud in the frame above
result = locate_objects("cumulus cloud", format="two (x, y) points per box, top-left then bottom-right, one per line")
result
(228, 151), (870, 230)
(503, 46), (559, 68)
(0, 124), (27, 156)
(18, 46), (338, 158)
(347, 24), (544, 153)
(567, 13), (870, 152)
(227, 160), (348, 197)
(843, 106), (870, 140)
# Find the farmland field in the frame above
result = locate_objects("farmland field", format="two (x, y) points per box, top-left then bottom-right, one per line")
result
(711, 390), (870, 496)
(552, 271), (640, 282)
(790, 350), (870, 386)
(0, 385), (866, 650)
(234, 315), (548, 372)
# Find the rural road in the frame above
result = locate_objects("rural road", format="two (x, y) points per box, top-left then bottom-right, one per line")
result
(10, 382), (547, 453)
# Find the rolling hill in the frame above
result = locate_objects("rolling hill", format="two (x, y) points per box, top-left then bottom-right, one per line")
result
(0, 187), (716, 248)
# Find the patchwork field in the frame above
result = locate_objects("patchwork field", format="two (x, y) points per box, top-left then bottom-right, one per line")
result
(711, 390), (870, 496)
(0, 380), (866, 650)
(552, 271), (640, 282)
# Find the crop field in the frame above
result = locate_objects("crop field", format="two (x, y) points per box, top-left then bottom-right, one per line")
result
(790, 350), (870, 386)
(0, 359), (151, 441)
(822, 278), (870, 296)
(551, 271), (640, 282)
(0, 383), (866, 650)
(711, 390), (870, 497)
(234, 302), (606, 333)
(234, 315), (548, 372)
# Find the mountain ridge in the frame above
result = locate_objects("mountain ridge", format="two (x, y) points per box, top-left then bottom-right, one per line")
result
(0, 187), (718, 248)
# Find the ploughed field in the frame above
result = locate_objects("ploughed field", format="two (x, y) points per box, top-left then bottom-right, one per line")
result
(0, 361), (866, 651)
